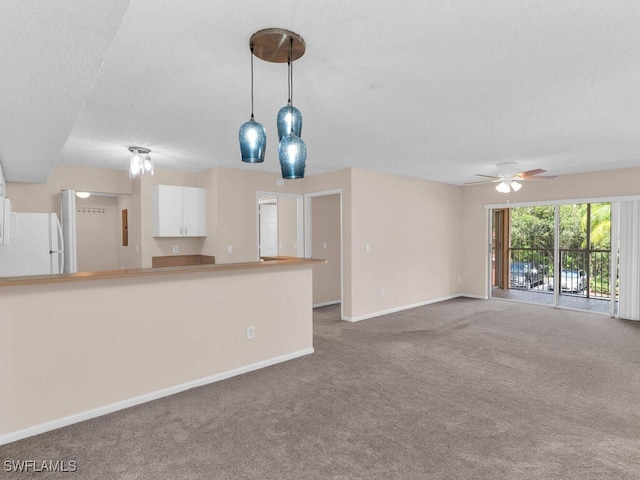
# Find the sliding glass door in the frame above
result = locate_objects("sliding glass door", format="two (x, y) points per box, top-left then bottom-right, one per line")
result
(491, 202), (617, 315)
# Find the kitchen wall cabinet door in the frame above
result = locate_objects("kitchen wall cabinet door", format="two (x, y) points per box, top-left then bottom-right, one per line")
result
(153, 185), (206, 237)
(182, 186), (206, 237)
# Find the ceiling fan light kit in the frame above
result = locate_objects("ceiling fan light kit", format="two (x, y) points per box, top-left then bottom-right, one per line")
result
(239, 28), (307, 179)
(496, 179), (522, 193)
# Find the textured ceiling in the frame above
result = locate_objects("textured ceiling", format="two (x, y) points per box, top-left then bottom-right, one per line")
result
(1, 0), (639, 185)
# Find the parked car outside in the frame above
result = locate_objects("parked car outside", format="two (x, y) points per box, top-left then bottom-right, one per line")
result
(549, 269), (586, 293)
(510, 261), (545, 289)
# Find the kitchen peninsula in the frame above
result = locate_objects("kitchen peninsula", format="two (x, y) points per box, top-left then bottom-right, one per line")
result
(0, 256), (324, 445)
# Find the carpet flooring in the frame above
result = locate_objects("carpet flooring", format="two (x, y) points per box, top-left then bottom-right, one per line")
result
(2, 298), (640, 479)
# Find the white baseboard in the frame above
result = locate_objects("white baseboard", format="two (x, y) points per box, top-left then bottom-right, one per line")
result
(313, 300), (341, 308)
(342, 294), (485, 322)
(0, 347), (314, 446)
(460, 293), (488, 300)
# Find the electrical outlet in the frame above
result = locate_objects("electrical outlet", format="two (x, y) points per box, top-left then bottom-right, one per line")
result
(246, 326), (255, 340)
(172, 244), (179, 254)
(323, 242), (328, 250)
(366, 244), (371, 253)
(380, 287), (385, 296)
(227, 245), (233, 254)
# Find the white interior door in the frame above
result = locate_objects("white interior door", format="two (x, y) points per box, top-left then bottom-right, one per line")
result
(259, 203), (278, 257)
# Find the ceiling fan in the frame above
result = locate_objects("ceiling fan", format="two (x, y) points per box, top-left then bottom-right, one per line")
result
(465, 162), (556, 193)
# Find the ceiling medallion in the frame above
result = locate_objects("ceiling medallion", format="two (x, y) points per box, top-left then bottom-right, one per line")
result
(250, 28), (306, 63)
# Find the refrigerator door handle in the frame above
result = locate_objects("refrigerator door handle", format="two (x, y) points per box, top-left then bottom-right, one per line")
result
(55, 217), (64, 274)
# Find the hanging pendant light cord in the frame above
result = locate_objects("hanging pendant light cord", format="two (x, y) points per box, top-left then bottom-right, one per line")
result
(288, 37), (294, 134)
(250, 46), (255, 121)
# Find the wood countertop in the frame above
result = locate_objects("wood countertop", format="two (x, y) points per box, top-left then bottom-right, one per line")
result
(0, 256), (326, 287)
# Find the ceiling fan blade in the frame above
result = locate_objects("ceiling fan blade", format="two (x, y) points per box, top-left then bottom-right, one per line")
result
(518, 169), (546, 178)
(475, 174), (501, 180)
(520, 175), (557, 180)
(464, 178), (501, 185)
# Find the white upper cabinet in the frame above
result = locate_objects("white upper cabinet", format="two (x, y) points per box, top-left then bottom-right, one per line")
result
(181, 186), (207, 237)
(153, 185), (206, 237)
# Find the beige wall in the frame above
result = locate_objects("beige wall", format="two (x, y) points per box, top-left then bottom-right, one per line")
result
(199, 167), (356, 315)
(6, 164), (214, 271)
(6, 162), (474, 321)
(349, 169), (463, 320)
(204, 167), (344, 260)
(76, 195), (120, 271)
(204, 168), (288, 263)
(461, 166), (640, 297)
(6, 164), (131, 215)
(311, 194), (341, 305)
(278, 196), (300, 257)
(139, 169), (207, 267)
(0, 265), (314, 441)
(117, 192), (142, 269)
(7, 164), (138, 271)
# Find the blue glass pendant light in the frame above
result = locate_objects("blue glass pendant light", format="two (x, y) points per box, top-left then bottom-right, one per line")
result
(277, 104), (302, 141)
(276, 42), (302, 141)
(239, 46), (266, 163)
(239, 117), (266, 163)
(277, 37), (307, 179)
(244, 29), (307, 178)
(279, 132), (306, 179)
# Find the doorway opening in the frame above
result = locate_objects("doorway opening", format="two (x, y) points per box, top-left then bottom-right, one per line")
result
(305, 190), (343, 317)
(256, 192), (303, 260)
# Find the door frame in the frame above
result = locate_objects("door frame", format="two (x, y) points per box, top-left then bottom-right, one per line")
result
(255, 191), (303, 260)
(304, 189), (343, 316)
(491, 209), (509, 290)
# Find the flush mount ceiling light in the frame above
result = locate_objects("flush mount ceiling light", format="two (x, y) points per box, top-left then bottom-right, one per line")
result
(75, 191), (91, 199)
(128, 147), (153, 179)
(239, 28), (307, 179)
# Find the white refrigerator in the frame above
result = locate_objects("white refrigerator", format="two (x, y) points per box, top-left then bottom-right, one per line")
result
(0, 213), (64, 277)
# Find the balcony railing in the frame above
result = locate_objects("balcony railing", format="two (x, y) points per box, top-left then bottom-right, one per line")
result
(508, 247), (615, 298)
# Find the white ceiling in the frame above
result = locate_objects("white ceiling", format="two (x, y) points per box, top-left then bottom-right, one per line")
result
(1, 0), (639, 185)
